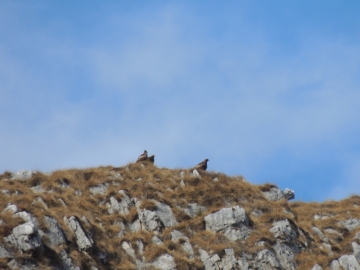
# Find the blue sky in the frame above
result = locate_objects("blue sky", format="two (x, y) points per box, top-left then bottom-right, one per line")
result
(1, 1), (360, 202)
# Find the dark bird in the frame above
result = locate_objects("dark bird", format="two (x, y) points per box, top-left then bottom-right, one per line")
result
(147, 155), (155, 163)
(136, 150), (148, 162)
(194, 159), (209, 171)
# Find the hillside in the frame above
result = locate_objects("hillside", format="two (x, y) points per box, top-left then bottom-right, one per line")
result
(1, 162), (360, 269)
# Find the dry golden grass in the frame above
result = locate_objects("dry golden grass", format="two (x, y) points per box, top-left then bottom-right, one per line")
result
(1, 164), (360, 268)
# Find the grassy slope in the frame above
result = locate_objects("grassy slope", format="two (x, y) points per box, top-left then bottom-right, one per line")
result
(0, 163), (360, 269)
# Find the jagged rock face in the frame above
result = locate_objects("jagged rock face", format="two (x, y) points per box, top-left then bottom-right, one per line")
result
(0, 245), (10, 258)
(138, 208), (162, 232)
(152, 254), (176, 270)
(339, 218), (360, 232)
(184, 202), (206, 218)
(273, 242), (297, 270)
(5, 221), (42, 252)
(3, 165), (360, 269)
(263, 186), (295, 201)
(338, 255), (360, 269)
(204, 206), (251, 241)
(60, 249), (81, 270)
(171, 230), (194, 259)
(270, 219), (297, 243)
(64, 216), (94, 251)
(43, 216), (66, 246)
(255, 249), (281, 269)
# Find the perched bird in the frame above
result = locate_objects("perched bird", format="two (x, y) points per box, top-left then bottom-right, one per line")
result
(147, 155), (155, 163)
(136, 150), (148, 162)
(194, 159), (209, 171)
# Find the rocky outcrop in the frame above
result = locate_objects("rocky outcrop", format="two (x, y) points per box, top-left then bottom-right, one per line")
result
(171, 230), (194, 259)
(184, 202), (206, 218)
(43, 216), (66, 246)
(5, 221), (42, 252)
(204, 206), (251, 241)
(64, 216), (94, 251)
(10, 170), (34, 181)
(263, 186), (295, 201)
(255, 249), (281, 269)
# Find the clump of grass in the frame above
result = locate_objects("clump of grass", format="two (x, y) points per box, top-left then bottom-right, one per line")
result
(139, 200), (157, 211)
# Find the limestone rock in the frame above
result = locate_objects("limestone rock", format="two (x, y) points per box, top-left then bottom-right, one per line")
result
(263, 187), (285, 201)
(263, 187), (295, 201)
(184, 203), (206, 218)
(284, 188), (295, 200)
(152, 235), (163, 245)
(2, 203), (18, 214)
(43, 216), (66, 246)
(199, 249), (216, 270)
(13, 211), (38, 224)
(10, 170), (34, 181)
(115, 221), (126, 237)
(330, 260), (341, 270)
(222, 248), (238, 270)
(8, 259), (38, 270)
(5, 221), (42, 252)
(129, 219), (141, 232)
(339, 218), (360, 232)
(254, 249), (281, 270)
(89, 183), (108, 195)
(30, 185), (47, 193)
(171, 230), (194, 259)
(106, 190), (135, 215)
(192, 169), (201, 178)
(64, 216), (93, 251)
(322, 243), (333, 256)
(122, 241), (136, 259)
(154, 201), (178, 227)
(311, 264), (323, 270)
(152, 254), (176, 270)
(0, 245), (10, 258)
(204, 206), (251, 241)
(312, 226), (329, 243)
(353, 242), (360, 263)
(338, 255), (360, 269)
(60, 249), (80, 270)
(273, 242), (297, 270)
(138, 209), (162, 232)
(270, 219), (297, 242)
(238, 257), (250, 270)
(32, 197), (48, 209)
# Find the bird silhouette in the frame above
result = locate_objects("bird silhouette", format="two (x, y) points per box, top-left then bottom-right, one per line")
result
(194, 159), (209, 171)
(147, 155), (155, 163)
(136, 150), (148, 162)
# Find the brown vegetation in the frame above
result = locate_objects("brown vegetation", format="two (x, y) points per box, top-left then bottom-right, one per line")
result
(0, 164), (359, 268)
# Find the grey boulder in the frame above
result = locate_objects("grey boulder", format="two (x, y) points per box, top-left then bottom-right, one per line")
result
(254, 249), (281, 270)
(43, 216), (66, 246)
(64, 216), (93, 251)
(5, 221), (42, 252)
(10, 170), (34, 181)
(263, 186), (295, 201)
(204, 206), (251, 241)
